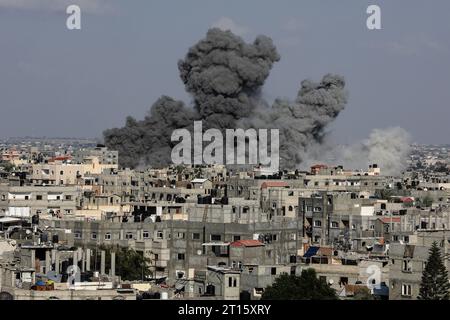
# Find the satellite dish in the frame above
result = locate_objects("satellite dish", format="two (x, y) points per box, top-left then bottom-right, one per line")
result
(328, 279), (334, 285)
(197, 250), (202, 256)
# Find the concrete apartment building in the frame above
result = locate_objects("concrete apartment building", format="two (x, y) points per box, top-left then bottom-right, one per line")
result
(30, 157), (117, 186)
(0, 185), (80, 219)
(389, 229), (450, 300)
(73, 146), (119, 166)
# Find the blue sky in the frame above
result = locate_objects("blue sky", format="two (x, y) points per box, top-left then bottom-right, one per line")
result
(1, 0), (449, 144)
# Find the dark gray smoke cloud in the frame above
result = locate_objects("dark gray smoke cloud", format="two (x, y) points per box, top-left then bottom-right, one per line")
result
(104, 96), (194, 168)
(105, 28), (280, 168)
(104, 28), (348, 169)
(241, 74), (348, 169)
(178, 28), (280, 130)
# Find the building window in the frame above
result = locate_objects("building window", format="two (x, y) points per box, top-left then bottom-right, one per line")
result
(288, 206), (293, 211)
(156, 231), (163, 239)
(210, 234), (221, 241)
(331, 221), (339, 228)
(36, 195), (43, 200)
(125, 232), (134, 240)
(228, 277), (237, 288)
(143, 231), (150, 239)
(104, 233), (111, 240)
(177, 253), (185, 260)
(91, 233), (97, 240)
(314, 207), (322, 212)
(192, 233), (200, 240)
(176, 232), (185, 239)
(65, 195), (72, 200)
(402, 260), (412, 272)
(401, 284), (412, 297)
(233, 235), (241, 241)
(339, 277), (349, 286)
(74, 232), (82, 239)
(271, 267), (277, 275)
(314, 220), (322, 227)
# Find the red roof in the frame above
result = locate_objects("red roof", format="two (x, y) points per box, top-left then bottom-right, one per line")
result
(379, 217), (401, 224)
(230, 240), (264, 247)
(50, 156), (72, 162)
(261, 181), (289, 189)
(311, 164), (328, 169)
(400, 197), (414, 203)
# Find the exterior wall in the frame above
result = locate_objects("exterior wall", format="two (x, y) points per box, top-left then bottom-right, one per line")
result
(389, 230), (450, 300)
(0, 185), (80, 218)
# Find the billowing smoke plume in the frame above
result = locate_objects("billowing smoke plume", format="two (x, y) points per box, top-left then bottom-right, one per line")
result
(178, 28), (280, 130)
(105, 28), (280, 168)
(106, 28), (385, 172)
(241, 74), (348, 169)
(302, 127), (412, 175)
(104, 96), (195, 168)
(340, 127), (411, 175)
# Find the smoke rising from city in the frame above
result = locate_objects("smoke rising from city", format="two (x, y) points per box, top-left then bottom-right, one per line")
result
(104, 28), (409, 172)
(341, 127), (412, 175)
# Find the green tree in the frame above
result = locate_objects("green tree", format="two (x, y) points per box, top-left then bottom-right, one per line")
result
(418, 241), (450, 300)
(99, 245), (152, 281)
(0, 161), (14, 172)
(375, 188), (394, 201)
(261, 269), (337, 300)
(421, 196), (433, 208)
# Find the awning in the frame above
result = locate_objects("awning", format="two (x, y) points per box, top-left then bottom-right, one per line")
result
(0, 217), (21, 223)
(202, 242), (230, 246)
(175, 283), (185, 290)
(303, 246), (320, 258)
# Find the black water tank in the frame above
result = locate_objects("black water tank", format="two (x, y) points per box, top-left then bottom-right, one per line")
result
(40, 233), (48, 243)
(240, 291), (251, 300)
(206, 284), (215, 296)
(31, 215), (39, 225)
